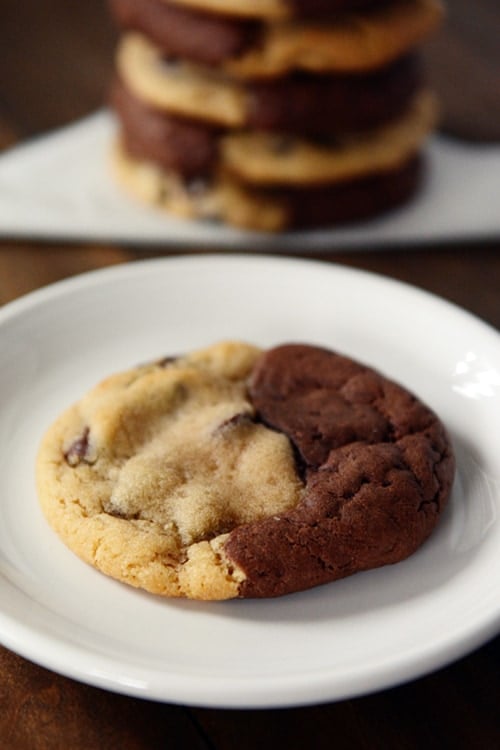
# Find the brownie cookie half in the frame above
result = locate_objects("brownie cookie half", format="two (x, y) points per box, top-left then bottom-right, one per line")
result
(37, 341), (455, 600)
(110, 76), (220, 178)
(227, 344), (455, 597)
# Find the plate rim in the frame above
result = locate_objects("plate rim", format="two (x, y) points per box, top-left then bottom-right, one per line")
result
(1, 252), (499, 341)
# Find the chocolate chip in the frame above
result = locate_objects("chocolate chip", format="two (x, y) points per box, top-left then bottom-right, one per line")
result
(270, 136), (296, 155)
(186, 177), (210, 197)
(102, 499), (140, 520)
(156, 182), (172, 203)
(157, 355), (179, 367)
(64, 428), (96, 466)
(215, 412), (255, 434)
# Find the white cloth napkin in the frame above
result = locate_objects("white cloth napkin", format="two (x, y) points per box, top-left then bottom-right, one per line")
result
(0, 110), (499, 252)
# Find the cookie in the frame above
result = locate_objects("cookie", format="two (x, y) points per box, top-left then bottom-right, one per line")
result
(37, 342), (302, 599)
(111, 140), (288, 230)
(37, 341), (455, 600)
(111, 138), (423, 230)
(227, 343), (455, 597)
(113, 87), (435, 188)
(115, 33), (248, 128)
(110, 76), (219, 177)
(243, 54), (422, 135)
(111, 0), (444, 76)
(115, 34), (421, 132)
(220, 89), (436, 185)
(109, 0), (258, 67)
(226, 0), (444, 78)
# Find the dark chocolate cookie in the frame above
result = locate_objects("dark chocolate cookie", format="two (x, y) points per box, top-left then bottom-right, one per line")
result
(110, 76), (219, 177)
(224, 344), (455, 597)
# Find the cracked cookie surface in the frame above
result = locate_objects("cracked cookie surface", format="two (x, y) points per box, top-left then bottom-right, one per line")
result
(36, 342), (303, 599)
(37, 341), (455, 600)
(226, 344), (455, 596)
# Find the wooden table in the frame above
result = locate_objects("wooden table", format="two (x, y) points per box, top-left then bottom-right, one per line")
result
(1, 2), (499, 747)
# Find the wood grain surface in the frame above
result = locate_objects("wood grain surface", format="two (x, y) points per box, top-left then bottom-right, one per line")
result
(0, 1), (499, 748)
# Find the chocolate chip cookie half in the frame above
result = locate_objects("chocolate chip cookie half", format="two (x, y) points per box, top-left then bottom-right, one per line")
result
(36, 341), (455, 600)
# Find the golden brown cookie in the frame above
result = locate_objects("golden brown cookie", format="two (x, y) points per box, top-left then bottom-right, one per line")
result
(36, 342), (302, 600)
(225, 0), (444, 78)
(116, 33), (248, 127)
(111, 141), (289, 230)
(111, 138), (424, 231)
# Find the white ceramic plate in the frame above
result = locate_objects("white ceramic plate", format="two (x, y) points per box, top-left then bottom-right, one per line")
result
(1, 113), (500, 250)
(0, 255), (499, 708)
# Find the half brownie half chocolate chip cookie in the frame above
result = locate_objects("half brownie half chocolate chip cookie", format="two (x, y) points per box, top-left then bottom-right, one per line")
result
(37, 341), (454, 599)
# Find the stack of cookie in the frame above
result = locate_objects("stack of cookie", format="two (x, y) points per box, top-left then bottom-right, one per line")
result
(108, 0), (444, 231)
